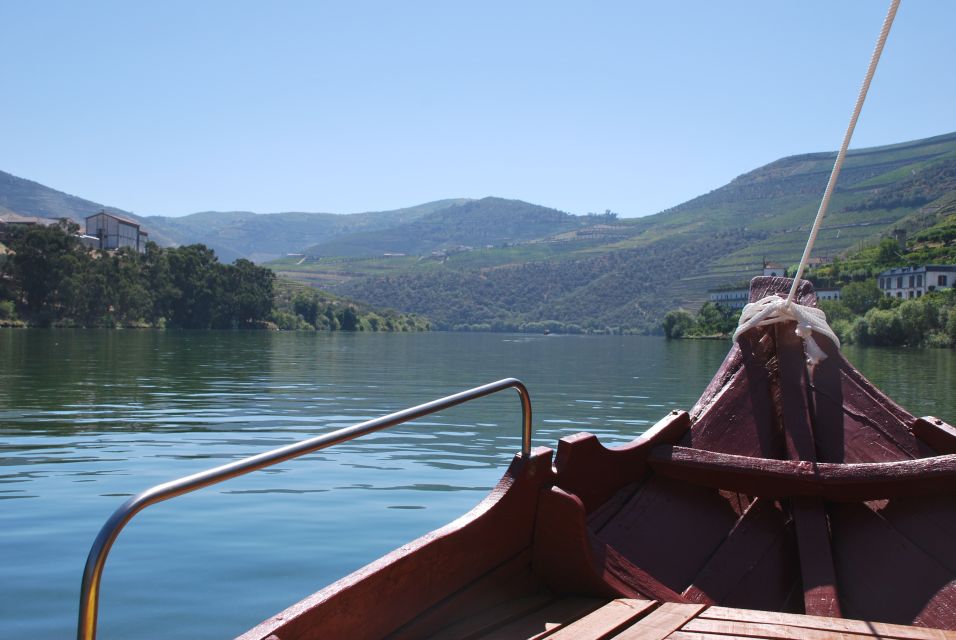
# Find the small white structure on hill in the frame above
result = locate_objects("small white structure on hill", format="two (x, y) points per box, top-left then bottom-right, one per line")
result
(85, 211), (148, 252)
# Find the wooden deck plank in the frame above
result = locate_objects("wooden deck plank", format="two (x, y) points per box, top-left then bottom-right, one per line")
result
(683, 617), (866, 639)
(473, 597), (604, 640)
(701, 606), (956, 639)
(391, 549), (547, 639)
(609, 602), (706, 640)
(425, 593), (556, 640)
(683, 616), (956, 640)
(546, 599), (657, 640)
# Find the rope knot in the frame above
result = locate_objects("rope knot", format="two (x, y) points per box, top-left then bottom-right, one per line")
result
(732, 295), (840, 366)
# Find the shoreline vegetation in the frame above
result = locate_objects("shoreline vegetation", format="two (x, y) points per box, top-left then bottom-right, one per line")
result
(0, 221), (429, 332)
(663, 286), (956, 349)
(664, 190), (956, 349)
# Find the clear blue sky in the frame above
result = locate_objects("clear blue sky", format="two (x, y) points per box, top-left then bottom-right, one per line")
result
(1, 1), (953, 218)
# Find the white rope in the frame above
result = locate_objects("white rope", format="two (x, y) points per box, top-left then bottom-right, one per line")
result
(734, 0), (900, 364)
(734, 295), (840, 365)
(786, 0), (901, 305)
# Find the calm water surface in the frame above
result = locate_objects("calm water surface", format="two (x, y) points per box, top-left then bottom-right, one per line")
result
(1, 330), (954, 638)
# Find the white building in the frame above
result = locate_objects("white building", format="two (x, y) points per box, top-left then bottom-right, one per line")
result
(708, 289), (750, 309)
(85, 211), (148, 252)
(877, 265), (956, 299)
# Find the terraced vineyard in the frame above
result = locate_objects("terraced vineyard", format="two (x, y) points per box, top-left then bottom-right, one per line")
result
(271, 131), (956, 332)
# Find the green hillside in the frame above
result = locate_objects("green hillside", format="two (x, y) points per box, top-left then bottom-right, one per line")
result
(142, 199), (469, 263)
(271, 131), (956, 332)
(301, 197), (586, 257)
(0, 170), (135, 223)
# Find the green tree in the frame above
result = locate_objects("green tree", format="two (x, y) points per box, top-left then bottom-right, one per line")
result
(7, 221), (87, 316)
(856, 308), (904, 346)
(662, 310), (695, 339)
(338, 305), (358, 331)
(875, 238), (902, 267)
(696, 302), (738, 336)
(898, 298), (938, 346)
(840, 280), (882, 315)
(946, 308), (956, 347)
(292, 293), (320, 327)
(165, 244), (222, 329)
(228, 259), (275, 326)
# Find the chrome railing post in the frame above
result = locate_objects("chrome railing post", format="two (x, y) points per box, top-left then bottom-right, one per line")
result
(78, 378), (532, 640)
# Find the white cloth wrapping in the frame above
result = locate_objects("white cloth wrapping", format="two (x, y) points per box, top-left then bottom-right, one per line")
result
(732, 295), (840, 365)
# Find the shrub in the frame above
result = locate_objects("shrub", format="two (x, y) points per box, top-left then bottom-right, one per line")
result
(830, 318), (854, 345)
(858, 308), (904, 346)
(662, 310), (695, 339)
(840, 281), (882, 315)
(0, 300), (15, 320)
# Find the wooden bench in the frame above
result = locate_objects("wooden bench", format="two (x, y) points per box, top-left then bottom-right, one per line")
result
(432, 598), (956, 640)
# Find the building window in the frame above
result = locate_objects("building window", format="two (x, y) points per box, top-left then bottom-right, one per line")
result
(897, 276), (903, 288)
(940, 275), (949, 287)
(917, 275), (923, 287)
(909, 291), (915, 298)
(897, 292), (902, 298)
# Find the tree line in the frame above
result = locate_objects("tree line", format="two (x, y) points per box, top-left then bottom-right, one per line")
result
(0, 221), (275, 328)
(0, 221), (429, 332)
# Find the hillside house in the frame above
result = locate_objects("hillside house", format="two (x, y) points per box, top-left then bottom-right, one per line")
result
(878, 265), (956, 299)
(0, 211), (60, 234)
(763, 262), (786, 277)
(708, 289), (750, 309)
(85, 211), (148, 252)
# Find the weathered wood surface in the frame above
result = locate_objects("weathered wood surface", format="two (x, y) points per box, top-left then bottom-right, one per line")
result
(913, 417), (956, 455)
(551, 411), (690, 514)
(775, 322), (842, 618)
(472, 597), (603, 640)
(700, 606), (956, 639)
(681, 498), (799, 612)
(453, 598), (956, 640)
(547, 599), (656, 640)
(610, 603), (706, 640)
(647, 446), (956, 500)
(388, 550), (546, 640)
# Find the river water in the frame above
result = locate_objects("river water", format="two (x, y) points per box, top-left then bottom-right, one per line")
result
(1, 330), (954, 638)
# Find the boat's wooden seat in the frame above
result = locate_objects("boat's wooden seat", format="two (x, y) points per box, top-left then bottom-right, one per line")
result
(427, 597), (956, 640)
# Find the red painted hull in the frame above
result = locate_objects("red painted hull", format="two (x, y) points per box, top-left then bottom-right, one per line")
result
(239, 277), (956, 640)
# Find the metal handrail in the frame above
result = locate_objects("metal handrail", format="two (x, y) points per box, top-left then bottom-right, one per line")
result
(78, 377), (533, 640)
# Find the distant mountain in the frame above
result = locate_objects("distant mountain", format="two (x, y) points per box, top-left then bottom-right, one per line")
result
(273, 131), (956, 332)
(302, 197), (583, 257)
(0, 168), (471, 262)
(142, 199), (470, 263)
(0, 169), (136, 224)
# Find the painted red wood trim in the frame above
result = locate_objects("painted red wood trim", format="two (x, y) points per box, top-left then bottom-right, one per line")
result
(913, 417), (956, 455)
(775, 323), (842, 618)
(531, 486), (689, 603)
(552, 411), (690, 514)
(647, 446), (956, 501)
